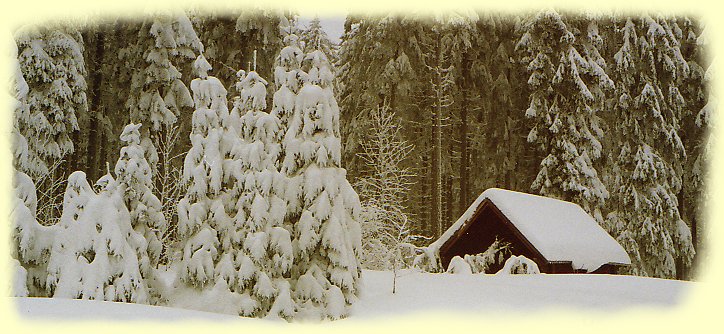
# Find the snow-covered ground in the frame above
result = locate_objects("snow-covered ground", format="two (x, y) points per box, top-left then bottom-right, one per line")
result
(13, 296), (246, 322)
(12, 269), (689, 323)
(353, 270), (688, 318)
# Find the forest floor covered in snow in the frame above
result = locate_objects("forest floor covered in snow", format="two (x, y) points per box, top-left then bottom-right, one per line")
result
(11, 269), (692, 324)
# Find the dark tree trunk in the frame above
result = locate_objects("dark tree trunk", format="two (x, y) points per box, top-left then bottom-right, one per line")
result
(431, 111), (441, 237)
(691, 212), (698, 278)
(445, 134), (454, 228)
(152, 127), (164, 196)
(431, 32), (444, 238)
(692, 214), (698, 253)
(99, 127), (108, 175)
(504, 117), (513, 188)
(459, 52), (470, 214)
(417, 126), (431, 237)
(68, 130), (80, 176)
(86, 30), (106, 181)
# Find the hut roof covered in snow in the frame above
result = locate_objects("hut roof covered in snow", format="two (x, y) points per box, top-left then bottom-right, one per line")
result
(430, 188), (631, 273)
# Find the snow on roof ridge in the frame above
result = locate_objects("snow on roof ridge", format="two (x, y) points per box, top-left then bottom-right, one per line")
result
(483, 187), (577, 206)
(430, 188), (631, 272)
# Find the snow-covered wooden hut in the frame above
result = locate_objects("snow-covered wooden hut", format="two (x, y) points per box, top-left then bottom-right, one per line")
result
(430, 188), (631, 274)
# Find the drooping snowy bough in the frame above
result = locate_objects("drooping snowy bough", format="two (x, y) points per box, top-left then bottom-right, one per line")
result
(11, 172), (56, 297)
(271, 29), (305, 139)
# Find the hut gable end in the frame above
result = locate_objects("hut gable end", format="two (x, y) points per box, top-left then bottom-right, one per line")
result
(438, 199), (548, 271)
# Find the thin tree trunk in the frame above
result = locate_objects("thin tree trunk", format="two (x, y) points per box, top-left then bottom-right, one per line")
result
(68, 130), (80, 176)
(152, 127), (164, 195)
(503, 62), (514, 189)
(392, 256), (397, 294)
(692, 213), (698, 276)
(677, 187), (689, 280)
(99, 126), (109, 174)
(86, 30), (105, 181)
(692, 212), (697, 253)
(417, 126), (431, 237)
(459, 53), (470, 214)
(459, 105), (468, 209)
(431, 33), (444, 238)
(432, 99), (442, 238)
(445, 172), (453, 228)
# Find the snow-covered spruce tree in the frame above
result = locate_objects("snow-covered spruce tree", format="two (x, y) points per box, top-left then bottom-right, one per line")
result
(114, 123), (167, 298)
(10, 39), (58, 297)
(176, 54), (236, 293)
(354, 104), (416, 271)
(228, 69), (295, 318)
(269, 18), (304, 235)
(126, 13), (203, 174)
(300, 17), (336, 62)
(690, 26), (714, 260)
(15, 26), (87, 178)
(282, 49), (362, 320)
(9, 46), (31, 297)
(677, 17), (709, 266)
(16, 26), (88, 226)
(605, 16), (694, 278)
(46, 171), (148, 303)
(516, 10), (609, 222)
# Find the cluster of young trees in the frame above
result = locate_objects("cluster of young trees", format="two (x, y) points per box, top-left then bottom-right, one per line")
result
(10, 10), (362, 320)
(338, 11), (709, 279)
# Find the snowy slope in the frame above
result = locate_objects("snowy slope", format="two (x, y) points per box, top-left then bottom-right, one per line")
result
(12, 269), (688, 322)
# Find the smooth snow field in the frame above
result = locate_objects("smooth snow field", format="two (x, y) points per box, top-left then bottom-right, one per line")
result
(353, 270), (688, 318)
(13, 269), (690, 322)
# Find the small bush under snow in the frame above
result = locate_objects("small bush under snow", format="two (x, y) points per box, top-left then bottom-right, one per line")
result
(446, 256), (473, 275)
(46, 171), (149, 303)
(496, 255), (540, 275)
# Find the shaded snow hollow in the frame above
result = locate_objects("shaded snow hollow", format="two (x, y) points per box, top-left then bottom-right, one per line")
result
(13, 270), (688, 321)
(430, 188), (631, 272)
